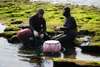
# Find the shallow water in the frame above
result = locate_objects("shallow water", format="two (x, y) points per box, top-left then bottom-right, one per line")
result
(30, 0), (100, 8)
(75, 47), (100, 62)
(0, 37), (32, 67)
(0, 37), (54, 67)
(0, 23), (53, 67)
(0, 24), (100, 67)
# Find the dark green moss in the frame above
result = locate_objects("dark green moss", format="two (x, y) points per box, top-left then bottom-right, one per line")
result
(0, 31), (17, 38)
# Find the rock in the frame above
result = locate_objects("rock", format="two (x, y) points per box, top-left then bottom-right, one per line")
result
(4, 26), (20, 31)
(18, 24), (29, 29)
(54, 61), (80, 67)
(53, 59), (100, 67)
(81, 46), (100, 56)
(11, 19), (23, 24)
(8, 35), (20, 43)
(78, 30), (95, 36)
(0, 31), (17, 38)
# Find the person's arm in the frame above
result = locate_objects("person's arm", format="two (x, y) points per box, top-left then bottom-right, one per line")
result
(70, 17), (77, 30)
(29, 16), (39, 37)
(64, 17), (77, 30)
(29, 16), (34, 32)
(42, 19), (46, 33)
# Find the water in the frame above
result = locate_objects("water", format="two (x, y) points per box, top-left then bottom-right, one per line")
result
(0, 37), (53, 67)
(0, 24), (100, 67)
(76, 36), (100, 61)
(30, 0), (100, 8)
(0, 37), (34, 67)
(0, 23), (53, 67)
(75, 47), (100, 62)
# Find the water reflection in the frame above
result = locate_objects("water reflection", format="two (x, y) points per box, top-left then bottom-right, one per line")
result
(75, 47), (100, 62)
(18, 42), (54, 67)
(30, 0), (100, 8)
(0, 24), (100, 67)
(0, 37), (33, 67)
(0, 37), (100, 67)
(0, 23), (53, 67)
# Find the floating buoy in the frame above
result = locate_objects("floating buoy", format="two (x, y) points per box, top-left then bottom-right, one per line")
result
(43, 40), (61, 53)
(16, 28), (32, 40)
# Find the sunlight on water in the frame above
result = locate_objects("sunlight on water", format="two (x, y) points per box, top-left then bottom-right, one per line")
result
(30, 0), (100, 8)
(75, 47), (100, 62)
(0, 37), (33, 67)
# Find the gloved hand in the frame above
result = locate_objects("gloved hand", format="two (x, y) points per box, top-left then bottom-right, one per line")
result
(40, 34), (44, 38)
(33, 30), (39, 37)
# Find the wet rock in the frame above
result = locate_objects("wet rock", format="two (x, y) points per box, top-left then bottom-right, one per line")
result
(81, 46), (100, 56)
(54, 61), (81, 67)
(18, 24), (29, 29)
(11, 21), (23, 24)
(4, 26), (20, 31)
(53, 59), (100, 67)
(8, 35), (20, 43)
(0, 31), (17, 38)
(78, 30), (95, 36)
(25, 11), (31, 14)
(85, 17), (92, 19)
(11, 19), (23, 24)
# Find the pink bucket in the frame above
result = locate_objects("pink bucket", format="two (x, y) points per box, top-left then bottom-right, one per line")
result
(43, 40), (61, 52)
(16, 28), (32, 40)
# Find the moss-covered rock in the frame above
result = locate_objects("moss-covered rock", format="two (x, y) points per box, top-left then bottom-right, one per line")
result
(8, 35), (20, 43)
(53, 58), (100, 66)
(0, 31), (17, 38)
(11, 20), (23, 24)
(4, 25), (20, 31)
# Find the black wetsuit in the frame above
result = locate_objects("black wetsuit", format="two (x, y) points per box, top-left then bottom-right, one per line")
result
(29, 15), (46, 34)
(29, 15), (47, 48)
(59, 16), (77, 48)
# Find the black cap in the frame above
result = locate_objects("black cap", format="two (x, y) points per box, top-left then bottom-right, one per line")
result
(64, 7), (70, 13)
(37, 8), (44, 14)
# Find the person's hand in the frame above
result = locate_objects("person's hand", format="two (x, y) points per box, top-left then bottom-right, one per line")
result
(33, 30), (39, 37)
(40, 34), (44, 38)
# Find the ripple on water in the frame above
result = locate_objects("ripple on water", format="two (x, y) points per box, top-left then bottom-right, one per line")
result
(0, 37), (53, 67)
(0, 37), (33, 67)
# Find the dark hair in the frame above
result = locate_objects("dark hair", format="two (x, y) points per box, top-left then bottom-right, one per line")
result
(63, 7), (70, 17)
(37, 8), (44, 14)
(64, 7), (70, 13)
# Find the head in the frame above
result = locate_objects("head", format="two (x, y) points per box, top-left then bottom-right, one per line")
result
(36, 9), (44, 18)
(63, 7), (71, 17)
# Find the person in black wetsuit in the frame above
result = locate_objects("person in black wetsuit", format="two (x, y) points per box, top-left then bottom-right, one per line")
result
(29, 9), (48, 49)
(29, 9), (46, 38)
(58, 7), (77, 49)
